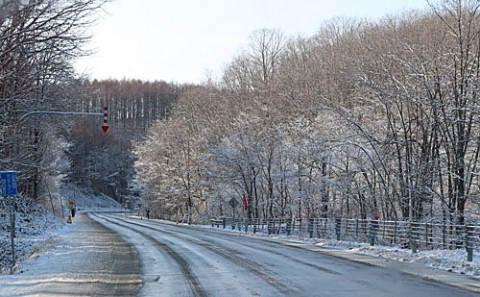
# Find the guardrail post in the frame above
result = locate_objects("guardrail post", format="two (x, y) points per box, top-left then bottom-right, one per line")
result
(393, 220), (397, 244)
(299, 218), (303, 236)
(425, 223), (429, 247)
(466, 226), (474, 262)
(442, 223), (447, 248)
(308, 218), (314, 238)
(335, 218), (341, 241)
(286, 219), (292, 236)
(369, 219), (379, 246)
(355, 218), (359, 238)
(410, 223), (417, 254)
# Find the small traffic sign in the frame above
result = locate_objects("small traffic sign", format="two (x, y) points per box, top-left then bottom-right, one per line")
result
(1, 171), (17, 195)
(229, 198), (238, 209)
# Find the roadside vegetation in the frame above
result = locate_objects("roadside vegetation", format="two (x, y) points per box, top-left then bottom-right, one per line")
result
(136, 0), (480, 225)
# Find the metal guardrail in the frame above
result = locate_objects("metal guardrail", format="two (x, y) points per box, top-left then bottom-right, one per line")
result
(209, 217), (480, 261)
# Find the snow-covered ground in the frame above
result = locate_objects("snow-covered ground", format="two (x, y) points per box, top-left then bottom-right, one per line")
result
(0, 187), (123, 275)
(0, 203), (64, 274)
(68, 188), (124, 212)
(314, 239), (480, 277)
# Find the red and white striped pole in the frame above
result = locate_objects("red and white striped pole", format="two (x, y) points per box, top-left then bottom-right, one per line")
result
(101, 106), (109, 133)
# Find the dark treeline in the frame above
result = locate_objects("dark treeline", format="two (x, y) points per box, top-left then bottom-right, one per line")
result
(75, 79), (185, 131)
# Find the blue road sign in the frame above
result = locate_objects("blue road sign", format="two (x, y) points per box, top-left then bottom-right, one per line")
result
(1, 171), (17, 195)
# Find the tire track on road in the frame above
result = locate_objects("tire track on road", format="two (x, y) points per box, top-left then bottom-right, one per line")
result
(94, 213), (480, 296)
(117, 216), (341, 276)
(101, 215), (297, 295)
(92, 214), (208, 297)
(221, 240), (342, 275)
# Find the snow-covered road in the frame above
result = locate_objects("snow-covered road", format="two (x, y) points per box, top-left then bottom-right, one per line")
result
(1, 213), (478, 296)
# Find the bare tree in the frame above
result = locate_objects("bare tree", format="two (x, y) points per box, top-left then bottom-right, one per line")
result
(0, 0), (109, 202)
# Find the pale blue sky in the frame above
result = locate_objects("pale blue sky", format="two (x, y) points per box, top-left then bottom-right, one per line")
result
(74, 0), (431, 84)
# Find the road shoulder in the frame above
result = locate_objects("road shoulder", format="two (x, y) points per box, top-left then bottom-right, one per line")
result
(0, 212), (142, 297)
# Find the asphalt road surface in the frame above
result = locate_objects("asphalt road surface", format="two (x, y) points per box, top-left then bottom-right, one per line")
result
(0, 213), (477, 297)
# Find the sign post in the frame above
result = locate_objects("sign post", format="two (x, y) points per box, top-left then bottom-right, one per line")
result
(1, 171), (17, 196)
(229, 198), (238, 219)
(1, 171), (17, 274)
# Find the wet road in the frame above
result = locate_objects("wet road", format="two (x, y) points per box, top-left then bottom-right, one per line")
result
(0, 213), (477, 297)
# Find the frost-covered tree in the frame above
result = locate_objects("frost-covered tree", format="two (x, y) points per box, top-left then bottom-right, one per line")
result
(135, 0), (480, 225)
(0, 0), (109, 202)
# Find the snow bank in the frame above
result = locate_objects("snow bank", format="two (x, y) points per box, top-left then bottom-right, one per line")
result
(0, 203), (65, 274)
(323, 241), (480, 277)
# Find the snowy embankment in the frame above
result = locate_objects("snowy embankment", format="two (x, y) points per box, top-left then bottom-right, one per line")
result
(72, 189), (123, 212)
(314, 239), (480, 277)
(0, 205), (64, 274)
(0, 188), (122, 274)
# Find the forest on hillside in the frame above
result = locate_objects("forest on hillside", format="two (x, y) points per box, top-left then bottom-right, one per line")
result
(135, 0), (480, 225)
